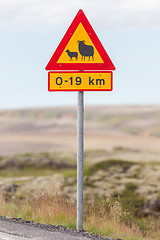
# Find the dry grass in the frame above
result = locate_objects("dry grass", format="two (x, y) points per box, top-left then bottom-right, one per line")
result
(0, 190), (159, 240)
(84, 197), (146, 240)
(29, 191), (76, 228)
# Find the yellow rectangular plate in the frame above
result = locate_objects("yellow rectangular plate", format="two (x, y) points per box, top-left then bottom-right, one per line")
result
(48, 71), (112, 91)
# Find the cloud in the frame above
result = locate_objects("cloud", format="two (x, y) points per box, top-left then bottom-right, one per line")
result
(0, 0), (160, 30)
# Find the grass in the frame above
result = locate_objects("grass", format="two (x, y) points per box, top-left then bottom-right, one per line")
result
(0, 167), (77, 178)
(0, 151), (76, 177)
(114, 147), (140, 152)
(102, 114), (134, 126)
(0, 156), (135, 178)
(63, 169), (77, 178)
(14, 151), (76, 164)
(0, 168), (56, 177)
(120, 183), (144, 212)
(84, 159), (135, 176)
(0, 190), (158, 240)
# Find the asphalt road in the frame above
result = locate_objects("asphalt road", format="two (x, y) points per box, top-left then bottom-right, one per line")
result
(0, 220), (90, 240)
(0, 231), (90, 240)
(0, 232), (31, 240)
(0, 217), (117, 240)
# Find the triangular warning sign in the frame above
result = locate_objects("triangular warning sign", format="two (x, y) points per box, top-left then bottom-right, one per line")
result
(45, 9), (115, 71)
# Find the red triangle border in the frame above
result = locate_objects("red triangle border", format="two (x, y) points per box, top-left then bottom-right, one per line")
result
(45, 9), (115, 71)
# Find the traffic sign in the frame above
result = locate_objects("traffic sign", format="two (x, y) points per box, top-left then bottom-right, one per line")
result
(48, 71), (112, 91)
(45, 9), (116, 231)
(45, 9), (115, 70)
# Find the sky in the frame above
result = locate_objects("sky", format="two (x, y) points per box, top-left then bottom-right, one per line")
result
(0, 0), (160, 109)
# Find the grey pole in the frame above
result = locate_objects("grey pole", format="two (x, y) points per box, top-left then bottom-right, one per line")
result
(77, 91), (84, 230)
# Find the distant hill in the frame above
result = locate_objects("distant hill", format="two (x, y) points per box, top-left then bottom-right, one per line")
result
(1, 105), (160, 156)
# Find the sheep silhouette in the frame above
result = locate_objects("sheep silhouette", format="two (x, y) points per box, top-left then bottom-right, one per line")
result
(65, 50), (78, 61)
(77, 40), (94, 61)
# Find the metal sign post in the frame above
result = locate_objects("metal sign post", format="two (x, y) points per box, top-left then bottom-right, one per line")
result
(77, 91), (84, 230)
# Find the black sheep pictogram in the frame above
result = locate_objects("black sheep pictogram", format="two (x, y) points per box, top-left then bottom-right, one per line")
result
(65, 50), (78, 61)
(77, 40), (94, 61)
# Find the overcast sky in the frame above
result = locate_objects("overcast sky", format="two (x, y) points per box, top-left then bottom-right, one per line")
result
(1, 0), (160, 29)
(0, 0), (160, 30)
(0, 0), (160, 109)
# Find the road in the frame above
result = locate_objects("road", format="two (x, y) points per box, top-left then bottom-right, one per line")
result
(0, 217), (114, 240)
(0, 232), (31, 240)
(0, 231), (90, 240)
(0, 220), (90, 240)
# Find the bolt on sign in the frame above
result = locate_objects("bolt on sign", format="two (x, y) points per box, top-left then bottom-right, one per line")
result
(45, 9), (115, 91)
